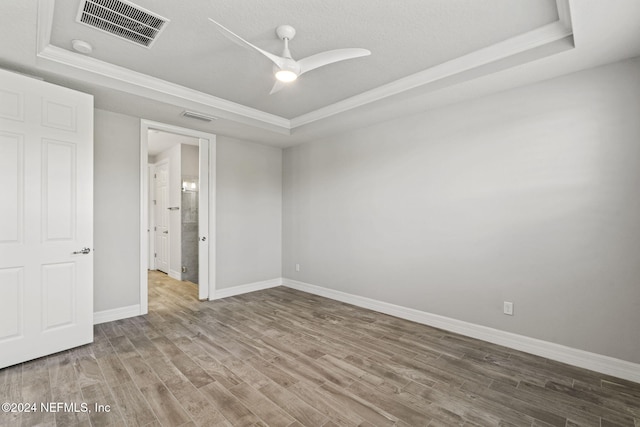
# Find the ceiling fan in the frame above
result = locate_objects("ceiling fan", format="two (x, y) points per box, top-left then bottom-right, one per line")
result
(208, 19), (371, 94)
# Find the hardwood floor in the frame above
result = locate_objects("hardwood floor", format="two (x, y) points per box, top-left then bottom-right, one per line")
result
(1, 271), (639, 427)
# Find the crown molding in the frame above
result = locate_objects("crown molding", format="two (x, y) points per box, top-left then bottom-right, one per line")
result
(556, 0), (573, 32)
(36, 44), (291, 133)
(36, 0), (54, 54)
(35, 0), (573, 134)
(290, 20), (573, 128)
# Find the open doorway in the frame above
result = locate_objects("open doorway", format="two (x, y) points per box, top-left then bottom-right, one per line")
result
(140, 120), (216, 315)
(147, 132), (198, 280)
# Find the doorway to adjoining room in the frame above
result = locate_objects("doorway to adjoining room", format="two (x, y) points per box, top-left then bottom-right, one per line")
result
(148, 131), (200, 285)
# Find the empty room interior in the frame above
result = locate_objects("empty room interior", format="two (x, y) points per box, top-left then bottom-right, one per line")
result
(1, 0), (640, 426)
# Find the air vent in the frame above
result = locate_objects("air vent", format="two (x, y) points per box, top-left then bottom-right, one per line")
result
(181, 111), (217, 122)
(76, 0), (169, 48)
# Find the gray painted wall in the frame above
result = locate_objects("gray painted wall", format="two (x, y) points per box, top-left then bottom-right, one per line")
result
(94, 109), (141, 311)
(216, 136), (283, 289)
(181, 144), (199, 176)
(282, 58), (640, 363)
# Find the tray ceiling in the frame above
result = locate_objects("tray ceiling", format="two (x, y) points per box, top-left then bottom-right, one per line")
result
(48, 0), (560, 119)
(19, 0), (640, 148)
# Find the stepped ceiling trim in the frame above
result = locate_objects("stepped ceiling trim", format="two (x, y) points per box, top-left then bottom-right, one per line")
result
(35, 0), (573, 134)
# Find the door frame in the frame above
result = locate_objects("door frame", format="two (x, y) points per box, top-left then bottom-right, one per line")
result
(139, 120), (216, 314)
(147, 162), (155, 270)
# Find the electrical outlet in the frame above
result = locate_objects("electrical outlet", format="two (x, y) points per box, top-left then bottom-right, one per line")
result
(503, 301), (514, 316)
(295, 264), (300, 272)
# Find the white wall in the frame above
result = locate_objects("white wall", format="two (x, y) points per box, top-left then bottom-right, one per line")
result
(282, 57), (640, 364)
(94, 109), (140, 311)
(181, 144), (199, 177)
(216, 136), (283, 288)
(155, 144), (182, 278)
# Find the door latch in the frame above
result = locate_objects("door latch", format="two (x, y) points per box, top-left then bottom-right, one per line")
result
(72, 247), (91, 255)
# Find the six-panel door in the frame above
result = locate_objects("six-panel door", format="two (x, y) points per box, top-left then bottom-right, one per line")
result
(0, 68), (94, 369)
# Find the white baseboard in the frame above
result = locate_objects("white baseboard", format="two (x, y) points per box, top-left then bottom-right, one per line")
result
(282, 278), (640, 384)
(93, 304), (142, 325)
(168, 269), (182, 281)
(212, 277), (283, 300)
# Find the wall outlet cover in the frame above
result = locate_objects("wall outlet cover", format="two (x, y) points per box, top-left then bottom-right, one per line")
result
(503, 301), (514, 315)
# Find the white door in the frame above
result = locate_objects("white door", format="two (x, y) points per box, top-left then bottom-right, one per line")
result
(0, 68), (94, 369)
(154, 160), (170, 273)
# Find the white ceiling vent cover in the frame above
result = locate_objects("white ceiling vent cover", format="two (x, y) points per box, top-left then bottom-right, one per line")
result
(181, 111), (217, 122)
(76, 0), (169, 48)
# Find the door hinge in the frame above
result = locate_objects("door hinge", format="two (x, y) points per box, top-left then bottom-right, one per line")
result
(154, 253), (157, 257)
(154, 173), (157, 178)
(153, 200), (156, 205)
(154, 226), (157, 231)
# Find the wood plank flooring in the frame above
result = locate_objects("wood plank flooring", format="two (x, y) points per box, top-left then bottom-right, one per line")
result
(1, 271), (639, 426)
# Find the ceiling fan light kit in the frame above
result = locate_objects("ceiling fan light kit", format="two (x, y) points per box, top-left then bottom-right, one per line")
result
(208, 18), (370, 93)
(275, 69), (298, 82)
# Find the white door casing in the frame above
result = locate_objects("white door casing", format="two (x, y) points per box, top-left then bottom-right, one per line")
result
(148, 164), (155, 269)
(140, 120), (216, 313)
(198, 139), (209, 300)
(0, 68), (94, 369)
(154, 160), (170, 273)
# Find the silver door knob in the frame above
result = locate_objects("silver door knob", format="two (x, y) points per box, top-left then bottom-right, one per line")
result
(163, 231), (168, 234)
(72, 247), (91, 255)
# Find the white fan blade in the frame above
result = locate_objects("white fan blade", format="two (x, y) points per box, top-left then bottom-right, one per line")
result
(269, 80), (287, 95)
(298, 48), (371, 75)
(208, 18), (284, 68)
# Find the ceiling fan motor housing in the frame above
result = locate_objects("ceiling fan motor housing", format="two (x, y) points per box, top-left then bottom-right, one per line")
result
(276, 24), (296, 41)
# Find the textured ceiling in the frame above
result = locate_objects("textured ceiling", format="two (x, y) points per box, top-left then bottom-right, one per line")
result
(49, 0), (558, 119)
(3, 1), (640, 148)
